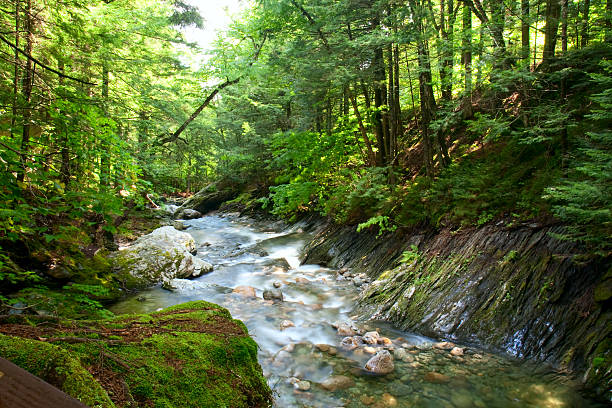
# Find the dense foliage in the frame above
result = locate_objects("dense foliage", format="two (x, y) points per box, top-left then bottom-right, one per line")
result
(0, 0), (610, 301)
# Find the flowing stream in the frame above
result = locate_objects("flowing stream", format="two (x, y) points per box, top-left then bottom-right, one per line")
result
(111, 214), (603, 408)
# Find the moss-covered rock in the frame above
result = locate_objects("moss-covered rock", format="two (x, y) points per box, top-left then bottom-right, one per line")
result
(110, 226), (213, 290)
(0, 301), (273, 408)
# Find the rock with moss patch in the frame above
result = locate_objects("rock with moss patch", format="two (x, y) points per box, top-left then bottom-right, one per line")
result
(0, 301), (272, 408)
(111, 226), (213, 289)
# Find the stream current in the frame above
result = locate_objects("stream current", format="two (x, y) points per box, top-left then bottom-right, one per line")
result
(111, 213), (603, 408)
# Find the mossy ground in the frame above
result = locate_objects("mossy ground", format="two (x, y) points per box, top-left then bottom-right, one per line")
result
(0, 301), (273, 408)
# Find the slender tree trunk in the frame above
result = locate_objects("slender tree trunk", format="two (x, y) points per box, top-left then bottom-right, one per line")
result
(17, 0), (33, 183)
(417, 37), (436, 177)
(100, 63), (111, 188)
(462, 3), (473, 115)
(561, 0), (568, 52)
(372, 37), (387, 166)
(543, 0), (561, 64)
(393, 43), (402, 162)
(11, 0), (20, 138)
(607, 0), (612, 43)
(580, 0), (590, 47)
(58, 60), (70, 187)
(348, 88), (376, 166)
(476, 23), (484, 84)
(387, 42), (396, 163)
(534, 0), (541, 65)
(522, 0), (530, 61)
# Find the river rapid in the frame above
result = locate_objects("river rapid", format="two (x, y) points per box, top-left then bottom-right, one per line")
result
(110, 213), (604, 408)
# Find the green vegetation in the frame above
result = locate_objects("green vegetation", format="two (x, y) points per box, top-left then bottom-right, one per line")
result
(0, 301), (272, 407)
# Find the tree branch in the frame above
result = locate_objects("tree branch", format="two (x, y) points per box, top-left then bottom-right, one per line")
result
(157, 31), (269, 145)
(0, 34), (96, 85)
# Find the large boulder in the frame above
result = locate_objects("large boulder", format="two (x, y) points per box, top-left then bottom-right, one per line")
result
(175, 184), (237, 216)
(175, 208), (202, 220)
(111, 226), (213, 289)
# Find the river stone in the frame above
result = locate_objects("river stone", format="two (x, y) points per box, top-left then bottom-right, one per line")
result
(450, 347), (465, 356)
(424, 371), (451, 383)
(393, 348), (415, 363)
(233, 286), (257, 297)
(295, 380), (311, 391)
(364, 350), (394, 374)
(434, 341), (455, 350)
(280, 320), (295, 331)
(111, 226), (213, 289)
(175, 208), (202, 220)
(263, 289), (284, 302)
(320, 375), (355, 392)
(363, 331), (380, 345)
(450, 391), (474, 408)
(273, 281), (282, 288)
(173, 220), (187, 231)
(336, 322), (357, 336)
(340, 336), (360, 351)
(381, 393), (398, 407)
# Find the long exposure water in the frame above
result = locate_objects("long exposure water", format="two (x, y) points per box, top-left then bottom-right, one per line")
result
(111, 213), (604, 408)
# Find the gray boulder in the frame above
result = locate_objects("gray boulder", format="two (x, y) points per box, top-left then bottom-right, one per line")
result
(175, 208), (202, 220)
(364, 350), (395, 374)
(175, 184), (236, 215)
(111, 226), (213, 289)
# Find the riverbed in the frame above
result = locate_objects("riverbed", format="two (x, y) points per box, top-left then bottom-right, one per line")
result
(111, 213), (603, 408)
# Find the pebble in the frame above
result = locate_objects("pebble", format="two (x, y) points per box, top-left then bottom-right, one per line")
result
(294, 380), (311, 391)
(360, 395), (375, 405)
(336, 322), (357, 336)
(315, 344), (330, 352)
(434, 341), (455, 350)
(450, 347), (465, 356)
(365, 350), (395, 374)
(380, 393), (398, 407)
(424, 371), (451, 383)
(320, 375), (355, 392)
(280, 320), (295, 331)
(273, 281), (282, 288)
(232, 286), (256, 297)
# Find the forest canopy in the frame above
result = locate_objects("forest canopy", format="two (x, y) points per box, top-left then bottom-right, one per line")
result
(0, 0), (611, 292)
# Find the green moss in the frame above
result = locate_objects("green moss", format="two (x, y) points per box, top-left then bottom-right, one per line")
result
(0, 301), (272, 408)
(0, 334), (115, 408)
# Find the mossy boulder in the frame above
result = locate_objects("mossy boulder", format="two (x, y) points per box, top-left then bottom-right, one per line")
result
(111, 226), (213, 289)
(175, 183), (237, 217)
(0, 301), (273, 408)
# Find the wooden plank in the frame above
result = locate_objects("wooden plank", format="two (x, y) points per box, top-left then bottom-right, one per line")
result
(0, 357), (88, 408)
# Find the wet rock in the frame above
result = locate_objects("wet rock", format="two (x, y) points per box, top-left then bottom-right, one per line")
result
(450, 347), (464, 356)
(280, 320), (295, 331)
(363, 331), (380, 345)
(315, 344), (330, 352)
(294, 380), (311, 391)
(364, 346), (378, 354)
(390, 382), (412, 397)
(338, 268), (349, 275)
(328, 347), (337, 356)
(434, 341), (455, 350)
(261, 258), (292, 272)
(360, 395), (376, 405)
(273, 281), (282, 288)
(295, 277), (309, 283)
(281, 343), (295, 353)
(424, 371), (451, 384)
(378, 337), (393, 346)
(175, 208), (202, 220)
(336, 322), (357, 336)
(320, 375), (355, 392)
(173, 220), (187, 230)
(365, 350), (395, 374)
(393, 348), (415, 363)
(353, 277), (364, 287)
(450, 391), (474, 408)
(111, 226), (213, 289)
(340, 336), (360, 351)
(380, 393), (398, 407)
(263, 289), (284, 302)
(233, 286), (257, 297)
(136, 296), (147, 302)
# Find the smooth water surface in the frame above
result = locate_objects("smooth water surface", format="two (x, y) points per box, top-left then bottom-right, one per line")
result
(111, 214), (603, 408)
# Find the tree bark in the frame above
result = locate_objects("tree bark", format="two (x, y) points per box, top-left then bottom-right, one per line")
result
(348, 89), (376, 166)
(100, 63), (111, 188)
(462, 3), (473, 114)
(17, 0), (33, 183)
(543, 0), (561, 64)
(11, 0), (20, 138)
(521, 0), (530, 61)
(580, 0), (590, 47)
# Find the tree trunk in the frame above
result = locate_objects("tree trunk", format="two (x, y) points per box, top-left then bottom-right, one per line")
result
(521, 0), (530, 61)
(543, 0), (561, 64)
(580, 0), (590, 47)
(100, 63), (111, 188)
(372, 36), (387, 166)
(17, 0), (33, 183)
(462, 3), (473, 114)
(348, 88), (376, 166)
(11, 0), (20, 138)
(417, 37), (436, 177)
